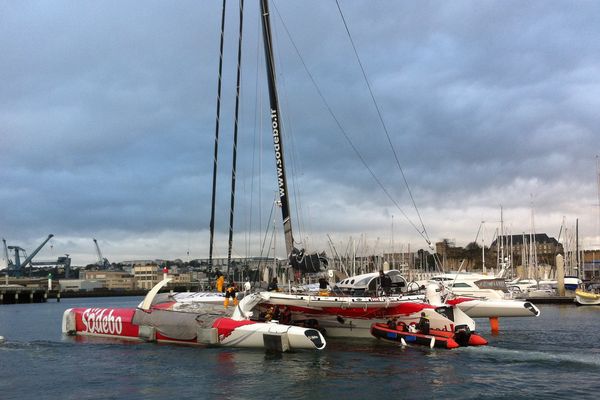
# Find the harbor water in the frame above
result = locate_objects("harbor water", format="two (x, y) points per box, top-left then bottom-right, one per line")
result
(1, 297), (599, 399)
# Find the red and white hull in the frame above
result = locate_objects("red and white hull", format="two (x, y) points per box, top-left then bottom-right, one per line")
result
(258, 292), (476, 338)
(62, 306), (326, 351)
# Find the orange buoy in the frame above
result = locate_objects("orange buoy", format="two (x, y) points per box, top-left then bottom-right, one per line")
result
(489, 316), (499, 335)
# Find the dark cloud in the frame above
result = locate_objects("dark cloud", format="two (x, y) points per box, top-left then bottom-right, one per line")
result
(1, 1), (599, 265)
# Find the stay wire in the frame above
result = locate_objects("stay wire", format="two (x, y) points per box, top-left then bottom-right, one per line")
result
(271, 3), (430, 246)
(334, 0), (430, 244)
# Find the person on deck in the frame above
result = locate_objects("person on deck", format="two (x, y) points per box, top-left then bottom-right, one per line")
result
(318, 278), (330, 296)
(224, 280), (238, 308)
(380, 271), (392, 296)
(264, 306), (275, 321)
(267, 277), (279, 292)
(418, 312), (430, 335)
(215, 270), (225, 293)
(280, 306), (292, 325)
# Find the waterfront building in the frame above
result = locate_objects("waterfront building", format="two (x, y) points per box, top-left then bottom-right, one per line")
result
(59, 279), (104, 292)
(81, 270), (135, 290)
(490, 234), (563, 268)
(133, 264), (161, 290)
(582, 249), (600, 280)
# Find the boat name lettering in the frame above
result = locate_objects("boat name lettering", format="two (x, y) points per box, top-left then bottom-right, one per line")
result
(270, 109), (285, 198)
(81, 308), (122, 335)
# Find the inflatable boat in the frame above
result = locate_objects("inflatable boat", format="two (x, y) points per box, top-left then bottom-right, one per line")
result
(370, 322), (488, 349)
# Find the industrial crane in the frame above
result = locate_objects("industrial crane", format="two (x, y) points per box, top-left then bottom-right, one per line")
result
(1, 238), (11, 269)
(93, 238), (110, 268)
(5, 234), (54, 276)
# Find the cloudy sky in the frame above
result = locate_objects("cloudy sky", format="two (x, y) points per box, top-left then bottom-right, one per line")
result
(1, 0), (599, 266)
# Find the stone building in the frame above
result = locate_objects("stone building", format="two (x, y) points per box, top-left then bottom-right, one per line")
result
(490, 234), (563, 268)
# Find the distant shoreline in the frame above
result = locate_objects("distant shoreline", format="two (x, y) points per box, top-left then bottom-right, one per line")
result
(51, 290), (149, 298)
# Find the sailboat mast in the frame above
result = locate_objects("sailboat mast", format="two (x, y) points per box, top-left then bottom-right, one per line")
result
(260, 0), (295, 260)
(209, 0), (228, 272)
(576, 218), (579, 278)
(226, 0), (245, 275)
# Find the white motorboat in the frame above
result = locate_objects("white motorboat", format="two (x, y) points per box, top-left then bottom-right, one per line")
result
(423, 283), (540, 318)
(428, 272), (512, 300)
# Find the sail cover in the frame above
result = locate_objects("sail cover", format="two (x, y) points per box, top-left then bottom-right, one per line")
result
(290, 249), (328, 273)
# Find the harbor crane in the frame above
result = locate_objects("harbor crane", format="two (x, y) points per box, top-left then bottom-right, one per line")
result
(93, 238), (110, 268)
(1, 238), (11, 269)
(5, 234), (54, 277)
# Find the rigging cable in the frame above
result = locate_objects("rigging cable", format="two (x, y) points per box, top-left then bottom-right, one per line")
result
(271, 3), (431, 247)
(227, 0), (245, 275)
(334, 0), (430, 244)
(209, 0), (227, 271)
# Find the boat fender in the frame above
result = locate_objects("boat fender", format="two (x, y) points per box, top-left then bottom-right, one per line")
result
(400, 337), (407, 346)
(429, 337), (436, 349)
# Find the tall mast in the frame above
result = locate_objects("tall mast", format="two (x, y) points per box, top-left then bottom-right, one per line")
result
(500, 205), (504, 270)
(576, 218), (580, 278)
(260, 0), (295, 260)
(209, 0), (228, 272)
(227, 0), (245, 275)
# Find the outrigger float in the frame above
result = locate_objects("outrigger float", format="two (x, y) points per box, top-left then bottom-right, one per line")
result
(62, 279), (326, 352)
(370, 322), (488, 349)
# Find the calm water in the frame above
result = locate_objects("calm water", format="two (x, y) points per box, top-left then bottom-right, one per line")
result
(1, 297), (600, 400)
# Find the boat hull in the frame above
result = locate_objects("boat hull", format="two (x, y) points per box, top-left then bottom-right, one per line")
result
(575, 289), (600, 306)
(62, 307), (326, 351)
(259, 293), (476, 338)
(447, 298), (541, 318)
(370, 323), (487, 349)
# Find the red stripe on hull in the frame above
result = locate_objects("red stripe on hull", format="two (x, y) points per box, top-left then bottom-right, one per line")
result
(72, 307), (139, 339)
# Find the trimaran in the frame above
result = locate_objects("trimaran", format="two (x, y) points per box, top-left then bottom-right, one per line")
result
(62, 0), (538, 350)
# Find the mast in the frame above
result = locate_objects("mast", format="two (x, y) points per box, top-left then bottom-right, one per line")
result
(576, 218), (579, 278)
(260, 0), (295, 261)
(481, 221), (486, 274)
(209, 0), (228, 272)
(500, 206), (505, 271)
(227, 0), (245, 275)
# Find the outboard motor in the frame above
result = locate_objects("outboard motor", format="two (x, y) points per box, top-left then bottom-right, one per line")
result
(454, 324), (472, 347)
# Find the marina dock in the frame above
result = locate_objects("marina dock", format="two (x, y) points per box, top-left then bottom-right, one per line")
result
(526, 296), (576, 304)
(0, 285), (49, 304)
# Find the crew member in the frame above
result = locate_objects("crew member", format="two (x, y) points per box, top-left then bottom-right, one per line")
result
(224, 280), (238, 308)
(318, 278), (330, 296)
(387, 317), (398, 330)
(418, 312), (430, 335)
(267, 277), (279, 292)
(215, 270), (225, 293)
(380, 271), (392, 296)
(280, 306), (292, 325)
